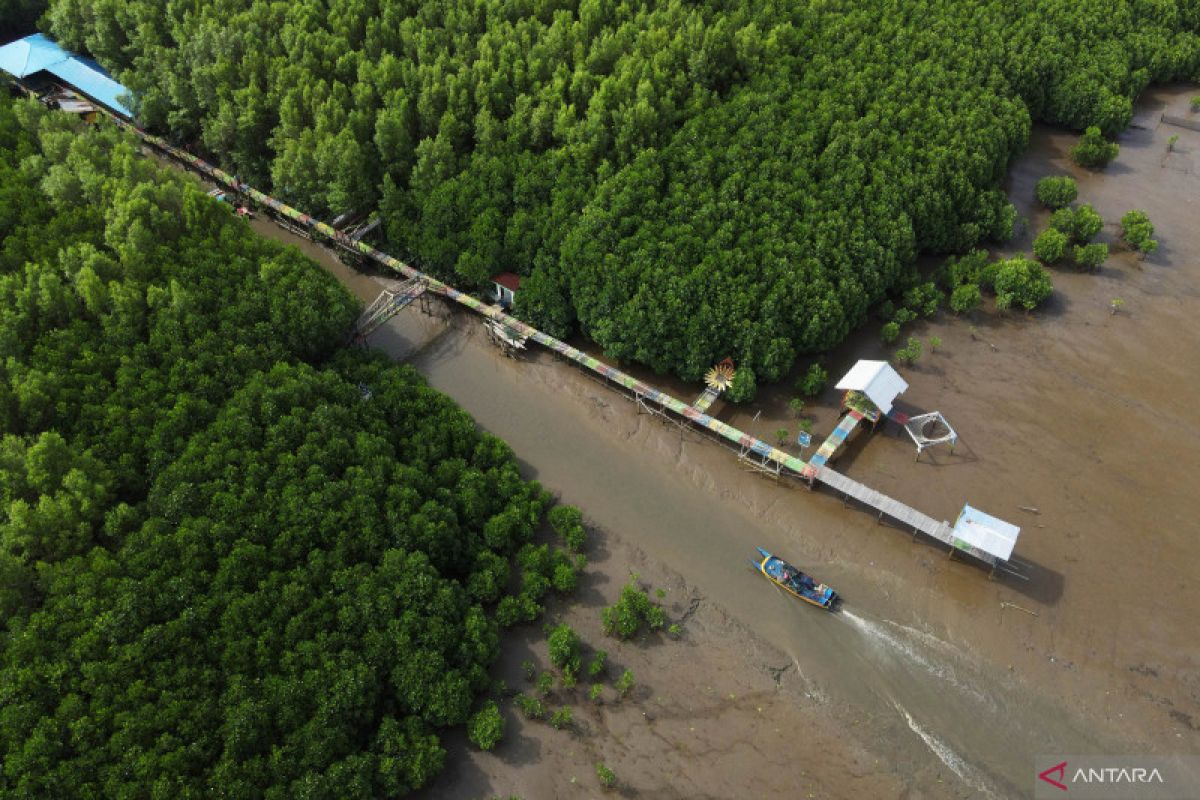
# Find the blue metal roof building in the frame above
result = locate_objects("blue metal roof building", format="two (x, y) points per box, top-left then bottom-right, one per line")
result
(0, 33), (133, 117)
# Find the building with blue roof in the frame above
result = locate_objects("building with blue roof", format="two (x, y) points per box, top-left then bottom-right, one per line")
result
(0, 32), (133, 118)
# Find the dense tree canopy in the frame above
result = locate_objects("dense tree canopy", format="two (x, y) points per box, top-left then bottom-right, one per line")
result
(0, 96), (550, 798)
(37, 0), (1200, 380)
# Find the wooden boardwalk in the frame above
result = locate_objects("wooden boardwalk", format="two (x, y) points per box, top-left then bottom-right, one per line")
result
(114, 111), (1009, 572)
(803, 410), (864, 474)
(812, 466), (997, 566)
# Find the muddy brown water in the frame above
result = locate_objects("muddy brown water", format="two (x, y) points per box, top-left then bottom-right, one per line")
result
(190, 86), (1200, 796)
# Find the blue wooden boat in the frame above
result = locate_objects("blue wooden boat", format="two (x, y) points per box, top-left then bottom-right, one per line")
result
(750, 547), (838, 610)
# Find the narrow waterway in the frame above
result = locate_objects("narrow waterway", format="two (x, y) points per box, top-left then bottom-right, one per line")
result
(201, 88), (1200, 794)
(251, 232), (1120, 794)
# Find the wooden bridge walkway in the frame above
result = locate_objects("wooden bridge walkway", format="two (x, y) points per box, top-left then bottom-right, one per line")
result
(110, 112), (1008, 571)
(812, 466), (996, 566)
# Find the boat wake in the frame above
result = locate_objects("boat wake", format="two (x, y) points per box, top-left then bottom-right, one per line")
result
(839, 610), (989, 707)
(894, 702), (998, 798)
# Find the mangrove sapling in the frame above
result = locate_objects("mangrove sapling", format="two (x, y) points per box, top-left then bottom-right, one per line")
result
(788, 397), (806, 417)
(537, 672), (555, 696)
(881, 321), (900, 343)
(589, 683), (604, 703)
(1191, 96), (1200, 112)
(596, 763), (617, 790)
(548, 624), (581, 674)
(549, 707), (573, 730)
(929, 336), (941, 353)
(514, 694), (546, 720)
(615, 669), (636, 697)
(587, 650), (608, 678)
(1110, 297), (1125, 315)
(602, 580), (666, 639)
(775, 428), (789, 446)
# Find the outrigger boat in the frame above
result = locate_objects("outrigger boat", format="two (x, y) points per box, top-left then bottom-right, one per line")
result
(750, 547), (838, 610)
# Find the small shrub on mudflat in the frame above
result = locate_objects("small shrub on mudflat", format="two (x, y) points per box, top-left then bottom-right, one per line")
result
(994, 257), (1053, 311)
(949, 283), (982, 315)
(596, 763), (617, 789)
(514, 693), (545, 720)
(798, 363), (828, 397)
(1070, 126), (1119, 167)
(1073, 242), (1108, 272)
(587, 650), (608, 678)
(1033, 228), (1068, 264)
(1034, 175), (1078, 208)
(548, 623), (581, 674)
(468, 701), (505, 751)
(549, 707), (573, 730)
(602, 581), (666, 639)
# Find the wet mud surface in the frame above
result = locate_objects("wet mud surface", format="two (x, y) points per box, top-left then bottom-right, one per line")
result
(193, 85), (1199, 797)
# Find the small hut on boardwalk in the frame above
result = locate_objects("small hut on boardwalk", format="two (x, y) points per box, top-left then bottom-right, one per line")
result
(490, 272), (521, 308)
(834, 359), (908, 422)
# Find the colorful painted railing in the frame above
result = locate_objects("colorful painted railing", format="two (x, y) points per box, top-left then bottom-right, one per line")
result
(113, 118), (810, 477)
(803, 410), (865, 475)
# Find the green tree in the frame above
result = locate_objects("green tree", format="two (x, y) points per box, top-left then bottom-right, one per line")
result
(725, 366), (756, 403)
(468, 702), (505, 751)
(548, 504), (586, 552)
(1070, 126), (1120, 167)
(1119, 210), (1157, 255)
(1034, 176), (1078, 208)
(1033, 228), (1069, 264)
(798, 364), (828, 397)
(993, 257), (1054, 310)
(602, 581), (666, 639)
(1073, 242), (1109, 271)
(547, 624), (582, 675)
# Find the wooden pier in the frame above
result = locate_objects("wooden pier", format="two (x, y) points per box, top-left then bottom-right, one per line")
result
(111, 110), (1016, 575)
(812, 466), (997, 567)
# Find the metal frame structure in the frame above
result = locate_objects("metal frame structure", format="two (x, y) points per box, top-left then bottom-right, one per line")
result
(901, 411), (958, 461)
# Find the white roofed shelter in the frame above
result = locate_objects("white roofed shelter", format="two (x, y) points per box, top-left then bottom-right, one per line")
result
(951, 504), (1020, 562)
(835, 360), (908, 415)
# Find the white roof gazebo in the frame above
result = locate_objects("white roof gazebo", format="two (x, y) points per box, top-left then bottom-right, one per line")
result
(951, 503), (1020, 562)
(835, 360), (908, 415)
